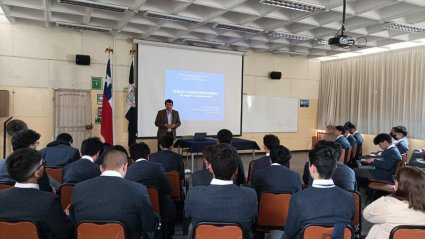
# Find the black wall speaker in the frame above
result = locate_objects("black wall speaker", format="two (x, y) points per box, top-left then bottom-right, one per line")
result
(76, 54), (90, 65)
(269, 71), (282, 80)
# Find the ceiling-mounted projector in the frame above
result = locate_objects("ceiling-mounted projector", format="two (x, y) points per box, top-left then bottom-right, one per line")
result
(328, 35), (355, 47)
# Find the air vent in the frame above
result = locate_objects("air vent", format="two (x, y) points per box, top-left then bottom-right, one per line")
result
(183, 39), (226, 47)
(145, 11), (203, 24)
(270, 31), (314, 41)
(213, 23), (263, 34)
(260, 0), (325, 13)
(56, 22), (112, 33)
(58, 0), (128, 12)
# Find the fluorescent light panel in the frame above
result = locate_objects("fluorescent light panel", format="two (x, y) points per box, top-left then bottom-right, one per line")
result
(213, 23), (263, 34)
(56, 21), (112, 32)
(260, 0), (325, 13)
(182, 39), (226, 47)
(384, 22), (425, 33)
(58, 0), (128, 12)
(274, 49), (309, 55)
(270, 31), (314, 40)
(144, 11), (203, 24)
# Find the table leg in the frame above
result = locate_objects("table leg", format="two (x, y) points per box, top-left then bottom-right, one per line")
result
(191, 153), (195, 173)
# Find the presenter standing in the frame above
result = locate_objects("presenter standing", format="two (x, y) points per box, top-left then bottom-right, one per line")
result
(155, 99), (181, 150)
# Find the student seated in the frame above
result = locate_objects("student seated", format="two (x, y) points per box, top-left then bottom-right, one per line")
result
(393, 126), (409, 155)
(250, 134), (281, 175)
(364, 166), (425, 239)
(149, 134), (184, 180)
(191, 146), (214, 187)
(344, 121), (364, 160)
(408, 148), (425, 169)
(39, 133), (80, 167)
(0, 148), (74, 239)
(335, 126), (351, 150)
(284, 141), (354, 239)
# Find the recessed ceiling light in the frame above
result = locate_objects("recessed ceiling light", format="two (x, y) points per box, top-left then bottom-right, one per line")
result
(213, 23), (263, 34)
(259, 0), (325, 13)
(270, 31), (314, 41)
(144, 11), (203, 24)
(58, 0), (129, 13)
(182, 39), (226, 47)
(56, 22), (112, 33)
(273, 49), (309, 55)
(384, 22), (425, 33)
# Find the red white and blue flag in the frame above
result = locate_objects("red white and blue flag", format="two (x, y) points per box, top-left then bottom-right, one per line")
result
(101, 58), (113, 144)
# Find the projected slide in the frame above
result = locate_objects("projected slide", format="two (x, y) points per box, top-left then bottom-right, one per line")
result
(165, 69), (224, 121)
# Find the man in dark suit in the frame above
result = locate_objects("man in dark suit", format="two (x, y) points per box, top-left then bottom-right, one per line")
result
(149, 134), (185, 180)
(155, 99), (181, 150)
(39, 133), (80, 167)
(0, 129), (53, 192)
(345, 121), (364, 160)
(62, 137), (102, 183)
(355, 133), (401, 185)
(70, 150), (158, 239)
(216, 129), (246, 185)
(191, 146), (214, 186)
(252, 145), (301, 195)
(335, 126), (351, 150)
(125, 142), (176, 232)
(284, 141), (355, 239)
(302, 141), (356, 191)
(0, 148), (74, 239)
(250, 134), (281, 179)
(185, 144), (257, 237)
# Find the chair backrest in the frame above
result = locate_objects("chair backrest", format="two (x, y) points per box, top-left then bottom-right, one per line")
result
(45, 167), (63, 184)
(147, 187), (160, 214)
(351, 144), (358, 161)
(165, 171), (181, 201)
(257, 192), (291, 231)
(59, 183), (74, 210)
(0, 182), (14, 190)
(247, 160), (254, 185)
(389, 225), (425, 239)
(77, 221), (126, 239)
(301, 224), (354, 239)
(0, 220), (40, 239)
(395, 154), (408, 175)
(351, 191), (361, 231)
(339, 149), (346, 164)
(345, 148), (352, 164)
(193, 222), (243, 239)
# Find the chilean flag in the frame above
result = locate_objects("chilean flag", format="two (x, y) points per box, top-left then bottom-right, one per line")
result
(101, 58), (113, 144)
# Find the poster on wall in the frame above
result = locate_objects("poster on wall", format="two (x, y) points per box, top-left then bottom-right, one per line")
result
(92, 77), (103, 90)
(300, 99), (309, 108)
(97, 94), (103, 105)
(97, 107), (102, 117)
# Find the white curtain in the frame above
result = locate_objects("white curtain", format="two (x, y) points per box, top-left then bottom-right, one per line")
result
(318, 45), (425, 139)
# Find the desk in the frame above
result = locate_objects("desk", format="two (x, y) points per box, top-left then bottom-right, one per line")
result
(174, 138), (260, 172)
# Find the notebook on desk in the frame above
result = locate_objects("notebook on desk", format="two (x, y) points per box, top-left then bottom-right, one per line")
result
(193, 132), (207, 141)
(357, 159), (375, 169)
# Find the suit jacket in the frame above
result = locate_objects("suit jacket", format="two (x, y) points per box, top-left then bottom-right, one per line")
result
(335, 136), (351, 150)
(284, 186), (354, 239)
(370, 145), (401, 181)
(185, 184), (257, 237)
(395, 137), (409, 155)
(191, 169), (213, 187)
(251, 164), (302, 195)
(149, 150), (184, 179)
(0, 187), (74, 239)
(346, 135), (357, 150)
(62, 157), (101, 183)
(39, 140), (80, 167)
(70, 176), (158, 239)
(155, 109), (181, 140)
(353, 132), (364, 160)
(302, 162), (356, 192)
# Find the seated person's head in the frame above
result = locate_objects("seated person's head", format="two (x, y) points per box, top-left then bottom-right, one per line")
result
(160, 135), (174, 149)
(11, 129), (40, 151)
(393, 166), (425, 213)
(335, 126), (346, 136)
(263, 134), (280, 151)
(129, 142), (151, 160)
(111, 145), (129, 159)
(7, 148), (45, 183)
(270, 145), (292, 166)
(217, 129), (232, 144)
(308, 141), (338, 180)
(202, 145), (214, 171)
(56, 133), (73, 145)
(325, 125), (336, 134)
(81, 137), (103, 159)
(344, 121), (356, 134)
(390, 127), (398, 140)
(210, 144), (238, 181)
(373, 133), (393, 150)
(315, 140), (342, 157)
(101, 150), (128, 177)
(393, 126), (408, 140)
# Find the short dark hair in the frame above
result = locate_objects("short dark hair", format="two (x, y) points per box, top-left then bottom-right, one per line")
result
(308, 142), (338, 179)
(393, 166), (425, 213)
(165, 99), (173, 105)
(81, 137), (103, 156)
(7, 148), (42, 182)
(335, 126), (346, 134)
(129, 142), (151, 160)
(56, 133), (73, 144)
(202, 145), (214, 163)
(217, 129), (233, 144)
(102, 150), (127, 171)
(344, 121), (356, 130)
(263, 134), (280, 150)
(11, 129), (41, 151)
(315, 140), (342, 157)
(160, 134), (174, 148)
(393, 126), (408, 137)
(111, 145), (129, 158)
(270, 145), (292, 166)
(373, 133), (393, 145)
(210, 144), (238, 180)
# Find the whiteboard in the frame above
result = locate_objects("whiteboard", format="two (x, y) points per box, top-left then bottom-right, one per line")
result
(242, 95), (298, 133)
